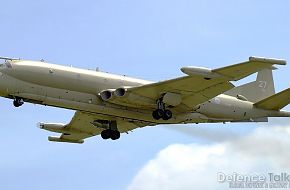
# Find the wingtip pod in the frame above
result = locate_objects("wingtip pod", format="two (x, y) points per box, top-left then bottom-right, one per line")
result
(249, 56), (287, 65)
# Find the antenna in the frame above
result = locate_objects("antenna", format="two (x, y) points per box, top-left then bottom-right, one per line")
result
(0, 56), (20, 61)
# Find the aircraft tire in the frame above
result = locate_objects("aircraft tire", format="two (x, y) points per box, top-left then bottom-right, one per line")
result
(152, 109), (164, 120)
(163, 110), (172, 120)
(110, 130), (120, 140)
(13, 98), (24, 107)
(101, 129), (111, 140)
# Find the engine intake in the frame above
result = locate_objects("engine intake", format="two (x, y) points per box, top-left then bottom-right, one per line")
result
(100, 90), (114, 101)
(114, 88), (127, 97)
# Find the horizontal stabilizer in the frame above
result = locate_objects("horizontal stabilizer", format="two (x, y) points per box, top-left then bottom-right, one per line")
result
(254, 88), (290, 110)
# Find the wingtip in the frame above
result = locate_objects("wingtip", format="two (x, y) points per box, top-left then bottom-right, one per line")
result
(249, 56), (287, 65)
(48, 136), (84, 144)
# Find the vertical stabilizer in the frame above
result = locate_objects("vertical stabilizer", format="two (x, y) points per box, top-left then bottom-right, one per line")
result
(224, 69), (275, 103)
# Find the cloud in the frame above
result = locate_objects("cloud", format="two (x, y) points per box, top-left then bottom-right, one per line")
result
(162, 124), (241, 143)
(127, 124), (290, 190)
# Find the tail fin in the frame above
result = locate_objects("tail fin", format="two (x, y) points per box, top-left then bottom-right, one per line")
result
(225, 69), (275, 102)
(254, 88), (290, 110)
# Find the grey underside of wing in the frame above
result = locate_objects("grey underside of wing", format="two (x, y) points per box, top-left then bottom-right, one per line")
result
(60, 111), (150, 141)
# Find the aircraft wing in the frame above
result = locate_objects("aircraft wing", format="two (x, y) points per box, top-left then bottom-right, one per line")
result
(104, 57), (286, 110)
(45, 111), (150, 143)
(125, 76), (234, 109)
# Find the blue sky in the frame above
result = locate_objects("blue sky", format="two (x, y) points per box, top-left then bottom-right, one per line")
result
(0, 1), (289, 189)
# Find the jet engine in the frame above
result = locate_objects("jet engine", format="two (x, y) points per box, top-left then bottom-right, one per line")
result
(100, 89), (114, 101)
(99, 87), (155, 106)
(100, 87), (129, 101)
(114, 87), (127, 97)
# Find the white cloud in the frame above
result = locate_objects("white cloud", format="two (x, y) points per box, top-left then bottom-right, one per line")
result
(127, 125), (290, 190)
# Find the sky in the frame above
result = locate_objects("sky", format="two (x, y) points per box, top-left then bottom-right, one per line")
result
(0, 0), (290, 190)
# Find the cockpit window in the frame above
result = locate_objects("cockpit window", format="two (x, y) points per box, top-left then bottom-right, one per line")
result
(4, 62), (12, 68)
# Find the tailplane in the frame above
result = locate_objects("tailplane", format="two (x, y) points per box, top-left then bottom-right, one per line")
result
(254, 88), (290, 110)
(225, 69), (275, 102)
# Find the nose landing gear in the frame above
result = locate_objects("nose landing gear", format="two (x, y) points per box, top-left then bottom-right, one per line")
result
(152, 98), (173, 120)
(13, 98), (24, 107)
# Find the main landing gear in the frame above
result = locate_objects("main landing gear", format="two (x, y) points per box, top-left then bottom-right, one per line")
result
(101, 129), (120, 140)
(96, 120), (121, 140)
(152, 98), (172, 120)
(13, 97), (24, 107)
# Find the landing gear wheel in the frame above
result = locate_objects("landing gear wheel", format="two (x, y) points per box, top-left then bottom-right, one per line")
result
(101, 129), (111, 140)
(156, 109), (164, 118)
(152, 110), (159, 120)
(13, 98), (24, 107)
(152, 97), (173, 120)
(110, 130), (120, 140)
(152, 109), (164, 120)
(101, 129), (120, 140)
(163, 109), (172, 120)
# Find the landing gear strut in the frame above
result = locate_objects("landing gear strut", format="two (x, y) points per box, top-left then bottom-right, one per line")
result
(152, 98), (172, 120)
(13, 98), (24, 107)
